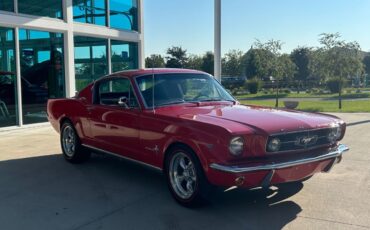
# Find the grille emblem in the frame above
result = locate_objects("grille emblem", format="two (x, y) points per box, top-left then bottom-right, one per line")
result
(295, 135), (318, 148)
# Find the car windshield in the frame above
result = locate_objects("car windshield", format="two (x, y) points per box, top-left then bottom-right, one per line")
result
(136, 73), (235, 108)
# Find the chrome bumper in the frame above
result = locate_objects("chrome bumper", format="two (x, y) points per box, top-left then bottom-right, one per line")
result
(210, 144), (349, 173)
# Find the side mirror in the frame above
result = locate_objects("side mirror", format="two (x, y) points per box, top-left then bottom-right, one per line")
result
(118, 96), (129, 109)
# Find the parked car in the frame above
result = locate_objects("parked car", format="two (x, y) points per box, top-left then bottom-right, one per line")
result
(47, 68), (349, 207)
(0, 71), (48, 105)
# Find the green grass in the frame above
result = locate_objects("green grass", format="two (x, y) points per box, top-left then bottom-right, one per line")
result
(235, 92), (370, 100)
(239, 99), (370, 112)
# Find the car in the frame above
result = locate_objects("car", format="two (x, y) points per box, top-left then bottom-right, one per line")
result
(47, 68), (349, 207)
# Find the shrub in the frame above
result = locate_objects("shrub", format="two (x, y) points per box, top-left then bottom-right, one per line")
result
(311, 88), (320, 94)
(245, 79), (263, 94)
(283, 88), (291, 94)
(326, 78), (346, 94)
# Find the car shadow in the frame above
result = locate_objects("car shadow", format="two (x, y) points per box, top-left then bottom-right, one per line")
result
(0, 153), (303, 230)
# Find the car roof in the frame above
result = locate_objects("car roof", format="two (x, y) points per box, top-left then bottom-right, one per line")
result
(108, 68), (208, 79)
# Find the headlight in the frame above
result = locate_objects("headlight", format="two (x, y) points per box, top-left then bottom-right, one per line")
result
(328, 126), (341, 142)
(267, 138), (281, 152)
(229, 136), (244, 156)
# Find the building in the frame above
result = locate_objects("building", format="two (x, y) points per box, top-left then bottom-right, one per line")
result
(0, 0), (144, 129)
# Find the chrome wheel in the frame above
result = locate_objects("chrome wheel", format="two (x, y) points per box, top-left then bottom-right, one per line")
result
(62, 125), (76, 157)
(169, 152), (197, 199)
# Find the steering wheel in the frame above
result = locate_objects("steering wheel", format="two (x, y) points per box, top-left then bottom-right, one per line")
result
(193, 92), (209, 100)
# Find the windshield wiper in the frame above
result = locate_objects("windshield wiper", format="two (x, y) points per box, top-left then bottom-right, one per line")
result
(199, 99), (235, 103)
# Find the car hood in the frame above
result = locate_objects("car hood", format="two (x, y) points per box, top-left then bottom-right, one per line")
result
(157, 104), (341, 134)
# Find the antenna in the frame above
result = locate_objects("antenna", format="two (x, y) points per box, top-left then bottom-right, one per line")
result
(152, 68), (155, 114)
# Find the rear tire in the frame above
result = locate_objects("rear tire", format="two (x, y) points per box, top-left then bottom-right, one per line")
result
(165, 145), (212, 207)
(60, 121), (90, 163)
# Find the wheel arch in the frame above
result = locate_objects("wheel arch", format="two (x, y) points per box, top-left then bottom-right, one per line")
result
(162, 140), (208, 173)
(60, 116), (72, 128)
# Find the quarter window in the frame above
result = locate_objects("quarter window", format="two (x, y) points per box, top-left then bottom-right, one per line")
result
(98, 78), (138, 108)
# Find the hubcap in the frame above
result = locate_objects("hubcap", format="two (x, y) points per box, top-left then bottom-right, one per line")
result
(169, 152), (197, 199)
(62, 125), (76, 157)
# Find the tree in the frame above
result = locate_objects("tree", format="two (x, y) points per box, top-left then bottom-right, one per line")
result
(278, 54), (296, 84)
(201, 51), (214, 75)
(165, 46), (188, 68)
(253, 39), (296, 107)
(185, 54), (203, 70)
(223, 49), (244, 76)
(290, 47), (312, 91)
(310, 33), (364, 109)
(243, 48), (274, 79)
(145, 54), (165, 68)
(364, 56), (370, 75)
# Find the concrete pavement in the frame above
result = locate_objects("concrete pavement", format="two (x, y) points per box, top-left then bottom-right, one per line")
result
(0, 113), (369, 230)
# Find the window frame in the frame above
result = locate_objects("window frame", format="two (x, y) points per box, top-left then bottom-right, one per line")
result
(93, 76), (141, 110)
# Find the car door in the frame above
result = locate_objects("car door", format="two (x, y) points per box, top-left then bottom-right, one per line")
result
(88, 77), (141, 159)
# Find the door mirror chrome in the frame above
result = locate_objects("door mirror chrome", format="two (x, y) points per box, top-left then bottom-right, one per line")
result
(118, 96), (129, 109)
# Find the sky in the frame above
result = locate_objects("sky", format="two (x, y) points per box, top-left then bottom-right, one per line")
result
(143, 0), (370, 57)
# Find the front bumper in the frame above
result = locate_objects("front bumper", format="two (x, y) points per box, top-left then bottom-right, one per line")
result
(208, 144), (349, 188)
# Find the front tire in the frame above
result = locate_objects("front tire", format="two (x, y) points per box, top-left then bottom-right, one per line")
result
(60, 121), (90, 163)
(165, 146), (211, 207)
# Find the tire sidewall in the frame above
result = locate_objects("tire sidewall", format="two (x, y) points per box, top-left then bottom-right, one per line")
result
(165, 146), (204, 206)
(60, 121), (78, 160)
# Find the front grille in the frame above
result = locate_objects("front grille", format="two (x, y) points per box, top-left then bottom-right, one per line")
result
(266, 128), (334, 152)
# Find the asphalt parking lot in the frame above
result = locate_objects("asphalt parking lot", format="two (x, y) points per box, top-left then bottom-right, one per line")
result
(0, 113), (369, 230)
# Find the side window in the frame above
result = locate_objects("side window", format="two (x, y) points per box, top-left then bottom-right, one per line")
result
(98, 78), (139, 108)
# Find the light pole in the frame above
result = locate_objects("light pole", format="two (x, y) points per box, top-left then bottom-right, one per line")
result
(214, 0), (221, 82)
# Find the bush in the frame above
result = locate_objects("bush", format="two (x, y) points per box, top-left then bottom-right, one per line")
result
(246, 79), (263, 94)
(326, 78), (346, 94)
(283, 88), (291, 94)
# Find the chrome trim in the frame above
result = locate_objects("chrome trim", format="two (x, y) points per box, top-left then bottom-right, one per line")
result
(269, 126), (338, 136)
(82, 144), (162, 171)
(210, 144), (349, 173)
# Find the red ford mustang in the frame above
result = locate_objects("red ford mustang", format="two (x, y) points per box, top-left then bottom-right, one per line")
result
(47, 68), (349, 206)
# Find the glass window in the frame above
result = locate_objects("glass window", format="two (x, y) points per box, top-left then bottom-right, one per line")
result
(98, 78), (138, 108)
(73, 0), (107, 26)
(0, 27), (17, 127)
(111, 40), (138, 73)
(74, 36), (108, 91)
(110, 0), (138, 31)
(136, 74), (235, 108)
(0, 0), (14, 12)
(19, 29), (65, 125)
(18, 0), (62, 19)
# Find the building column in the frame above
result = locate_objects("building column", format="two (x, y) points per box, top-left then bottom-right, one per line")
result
(214, 0), (221, 82)
(14, 27), (23, 126)
(138, 0), (145, 69)
(63, 0), (76, 97)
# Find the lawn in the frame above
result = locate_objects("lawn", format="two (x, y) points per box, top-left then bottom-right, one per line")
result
(235, 92), (370, 100)
(239, 99), (370, 112)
